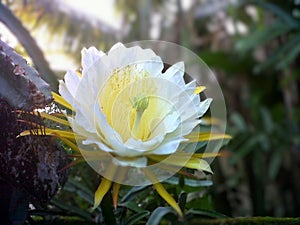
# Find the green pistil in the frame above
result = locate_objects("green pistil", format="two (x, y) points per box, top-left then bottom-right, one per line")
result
(131, 94), (149, 138)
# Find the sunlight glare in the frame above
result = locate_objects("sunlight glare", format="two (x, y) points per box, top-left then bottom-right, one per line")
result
(63, 0), (121, 29)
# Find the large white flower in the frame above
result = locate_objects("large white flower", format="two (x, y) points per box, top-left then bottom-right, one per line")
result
(21, 43), (230, 216)
(59, 43), (211, 166)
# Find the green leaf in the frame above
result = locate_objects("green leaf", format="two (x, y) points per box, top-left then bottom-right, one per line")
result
(51, 198), (92, 221)
(230, 113), (247, 131)
(121, 185), (150, 203)
(63, 178), (94, 205)
(255, 34), (300, 72)
(119, 201), (148, 214)
(230, 135), (260, 164)
(277, 44), (300, 70)
(260, 107), (274, 134)
(256, 1), (299, 26)
(268, 150), (282, 180)
(146, 207), (176, 225)
(164, 177), (213, 187)
(8, 188), (29, 225)
(126, 211), (150, 225)
(178, 192), (187, 212)
(236, 23), (293, 53)
(198, 51), (254, 74)
(186, 209), (228, 219)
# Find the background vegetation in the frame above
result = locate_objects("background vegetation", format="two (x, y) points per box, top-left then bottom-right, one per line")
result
(0, 0), (299, 224)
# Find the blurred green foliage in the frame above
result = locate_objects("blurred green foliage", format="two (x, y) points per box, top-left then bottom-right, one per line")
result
(205, 0), (300, 217)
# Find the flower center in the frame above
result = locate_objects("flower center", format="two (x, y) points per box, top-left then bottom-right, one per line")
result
(99, 66), (180, 143)
(98, 65), (148, 123)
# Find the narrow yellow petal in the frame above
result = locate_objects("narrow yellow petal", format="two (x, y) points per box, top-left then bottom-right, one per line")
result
(93, 178), (112, 209)
(18, 128), (77, 140)
(112, 167), (127, 208)
(149, 152), (222, 160)
(38, 112), (70, 126)
(148, 155), (212, 173)
(185, 158), (212, 173)
(185, 132), (232, 142)
(93, 163), (118, 209)
(112, 183), (121, 209)
(153, 182), (183, 217)
(192, 152), (223, 158)
(143, 169), (183, 217)
(76, 70), (82, 78)
(52, 92), (74, 111)
(59, 137), (80, 153)
(201, 117), (222, 125)
(49, 112), (68, 118)
(194, 86), (206, 94)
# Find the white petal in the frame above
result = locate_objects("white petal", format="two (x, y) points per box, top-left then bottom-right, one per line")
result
(81, 47), (105, 70)
(180, 119), (201, 136)
(64, 70), (81, 98)
(107, 45), (159, 72)
(170, 89), (200, 121)
(81, 56), (111, 94)
(83, 138), (114, 153)
(67, 116), (91, 137)
(136, 56), (164, 76)
(59, 80), (75, 105)
(197, 98), (213, 117)
(72, 109), (97, 134)
(163, 62), (185, 87)
(109, 42), (125, 52)
(152, 111), (180, 136)
(94, 103), (124, 147)
(124, 135), (164, 152)
(148, 137), (185, 155)
(112, 156), (147, 168)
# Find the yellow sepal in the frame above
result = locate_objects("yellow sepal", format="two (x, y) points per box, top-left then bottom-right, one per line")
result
(194, 86), (206, 94)
(93, 178), (112, 209)
(52, 92), (73, 111)
(112, 183), (121, 209)
(59, 137), (80, 153)
(93, 163), (118, 209)
(185, 132), (232, 142)
(38, 112), (70, 127)
(148, 155), (212, 173)
(19, 128), (77, 140)
(143, 169), (183, 217)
